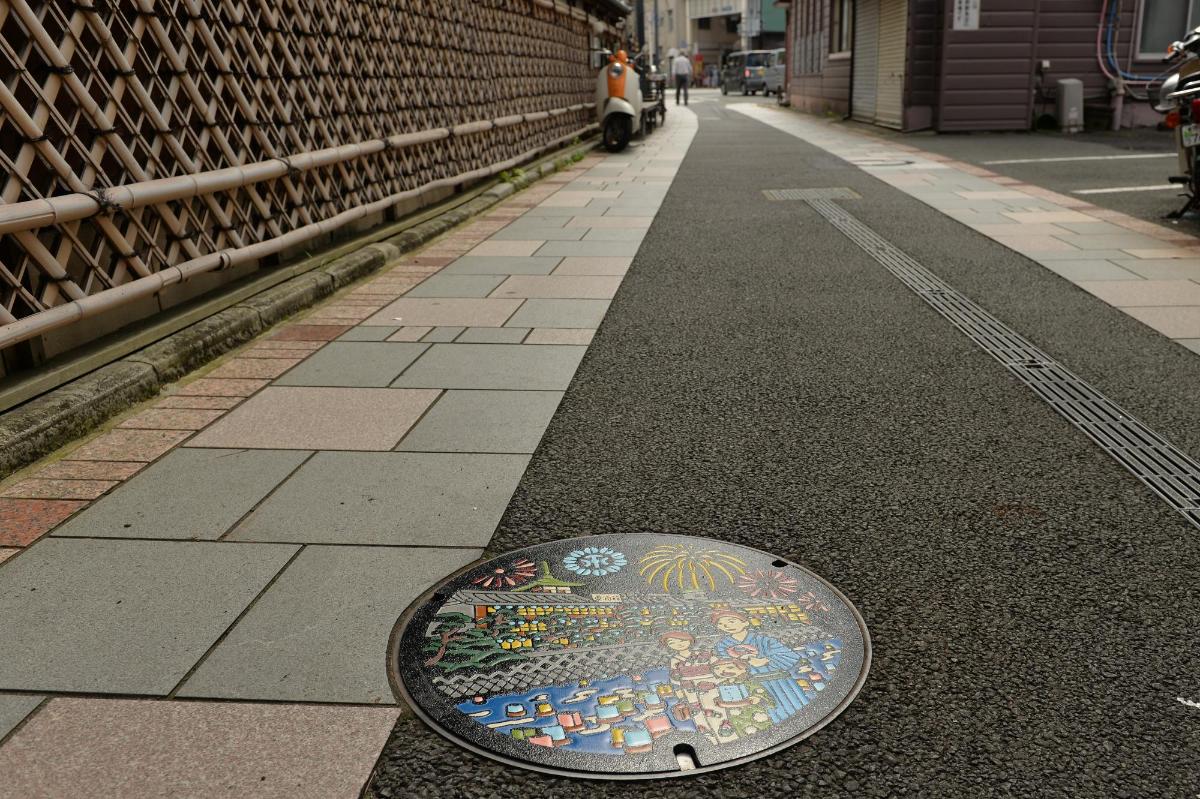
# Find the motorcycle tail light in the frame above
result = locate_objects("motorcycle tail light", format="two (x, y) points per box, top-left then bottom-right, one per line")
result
(1166, 110), (1181, 129)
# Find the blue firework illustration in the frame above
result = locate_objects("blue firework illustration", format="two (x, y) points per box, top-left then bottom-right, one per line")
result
(562, 546), (627, 577)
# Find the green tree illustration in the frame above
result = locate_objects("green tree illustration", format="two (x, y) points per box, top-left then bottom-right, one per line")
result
(422, 612), (526, 672)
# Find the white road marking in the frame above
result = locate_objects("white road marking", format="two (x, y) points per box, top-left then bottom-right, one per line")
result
(1071, 184), (1179, 195)
(983, 153), (1175, 165)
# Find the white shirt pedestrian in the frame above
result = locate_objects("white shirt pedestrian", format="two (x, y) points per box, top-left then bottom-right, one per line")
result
(673, 53), (692, 105)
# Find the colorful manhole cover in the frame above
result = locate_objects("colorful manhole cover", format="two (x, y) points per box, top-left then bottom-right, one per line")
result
(389, 534), (870, 779)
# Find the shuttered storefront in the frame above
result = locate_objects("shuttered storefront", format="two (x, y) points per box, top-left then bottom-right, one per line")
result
(874, 0), (907, 128)
(851, 0), (880, 122)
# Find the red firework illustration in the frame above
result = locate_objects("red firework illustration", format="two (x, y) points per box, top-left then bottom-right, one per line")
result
(796, 590), (830, 612)
(471, 558), (537, 589)
(736, 569), (799, 600)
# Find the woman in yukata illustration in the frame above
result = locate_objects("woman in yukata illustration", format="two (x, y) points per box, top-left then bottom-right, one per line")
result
(711, 609), (809, 724)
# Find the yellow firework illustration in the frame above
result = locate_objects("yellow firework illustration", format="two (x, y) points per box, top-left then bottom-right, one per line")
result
(637, 544), (748, 591)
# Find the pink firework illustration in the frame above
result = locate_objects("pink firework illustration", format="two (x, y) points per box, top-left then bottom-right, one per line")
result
(736, 570), (799, 600)
(796, 591), (830, 612)
(471, 558), (537, 589)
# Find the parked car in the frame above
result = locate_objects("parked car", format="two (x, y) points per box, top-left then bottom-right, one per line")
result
(764, 48), (786, 96)
(720, 50), (772, 95)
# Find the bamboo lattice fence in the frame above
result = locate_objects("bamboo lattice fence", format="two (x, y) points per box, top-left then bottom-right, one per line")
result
(0, 0), (623, 353)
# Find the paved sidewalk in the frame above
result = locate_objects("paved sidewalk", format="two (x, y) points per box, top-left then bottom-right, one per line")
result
(0, 111), (696, 797)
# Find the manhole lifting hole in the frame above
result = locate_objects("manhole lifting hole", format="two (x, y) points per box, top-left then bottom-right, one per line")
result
(389, 534), (870, 779)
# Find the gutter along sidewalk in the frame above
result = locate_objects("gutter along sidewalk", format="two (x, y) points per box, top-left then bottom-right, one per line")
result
(0, 110), (698, 799)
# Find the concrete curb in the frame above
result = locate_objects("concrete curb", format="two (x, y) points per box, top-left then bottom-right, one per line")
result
(0, 143), (596, 478)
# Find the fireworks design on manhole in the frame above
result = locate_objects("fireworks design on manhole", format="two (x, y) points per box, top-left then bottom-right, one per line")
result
(390, 534), (870, 779)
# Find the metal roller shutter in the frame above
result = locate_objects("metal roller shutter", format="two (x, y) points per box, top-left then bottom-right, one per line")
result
(851, 0), (879, 123)
(874, 0), (907, 129)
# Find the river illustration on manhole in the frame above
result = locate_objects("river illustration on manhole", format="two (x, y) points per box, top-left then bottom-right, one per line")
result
(390, 534), (870, 779)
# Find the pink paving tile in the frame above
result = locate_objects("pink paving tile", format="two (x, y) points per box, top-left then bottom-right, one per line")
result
(67, 429), (191, 462)
(269, 324), (353, 341)
(0, 548), (18, 564)
(174, 378), (269, 397)
(36, 460), (144, 481)
(396, 255), (455, 266)
(1076, 280), (1200, 308)
(364, 297), (522, 327)
(187, 386), (440, 450)
(525, 328), (596, 345)
(304, 307), (376, 322)
(491, 275), (621, 300)
(1124, 306), (1200, 338)
(239, 346), (322, 360)
(117, 408), (225, 431)
(0, 499), (86, 546)
(0, 479), (117, 500)
(386, 326), (433, 342)
(0, 698), (399, 799)
(154, 395), (243, 410)
(207, 358), (302, 380)
(467, 240), (544, 257)
(245, 340), (325, 351)
(553, 256), (634, 276)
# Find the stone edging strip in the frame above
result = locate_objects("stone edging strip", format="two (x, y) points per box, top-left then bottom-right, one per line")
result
(0, 143), (596, 479)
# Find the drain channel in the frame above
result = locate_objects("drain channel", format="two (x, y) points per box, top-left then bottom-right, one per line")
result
(804, 192), (1200, 530)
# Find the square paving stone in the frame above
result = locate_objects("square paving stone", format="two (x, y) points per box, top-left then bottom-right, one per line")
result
(491, 275), (621, 300)
(403, 274), (505, 298)
(0, 695), (42, 740)
(362, 297), (522, 327)
(422, 326), (465, 343)
(553, 256), (634, 276)
(467, 240), (543, 256)
(0, 538), (296, 694)
(397, 390), (564, 454)
(505, 299), (611, 329)
(187, 387), (439, 450)
(178, 546), (479, 703)
(0, 499), (87, 546)
(1125, 306), (1200, 338)
(391, 343), (586, 391)
(441, 256), (563, 275)
(535, 240), (641, 257)
(53, 449), (309, 541)
(0, 698), (399, 799)
(582, 228), (647, 242)
(68, 429), (191, 461)
(228, 452), (529, 546)
(272, 342), (428, 387)
(1077, 279), (1200, 307)
(456, 327), (530, 343)
(336, 326), (398, 342)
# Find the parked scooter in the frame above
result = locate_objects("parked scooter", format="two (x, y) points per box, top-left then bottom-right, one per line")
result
(596, 50), (664, 152)
(1156, 27), (1200, 218)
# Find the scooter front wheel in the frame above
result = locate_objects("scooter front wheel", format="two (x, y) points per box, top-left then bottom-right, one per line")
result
(603, 115), (633, 153)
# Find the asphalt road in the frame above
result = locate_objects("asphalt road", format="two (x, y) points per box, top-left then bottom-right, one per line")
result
(366, 96), (1200, 798)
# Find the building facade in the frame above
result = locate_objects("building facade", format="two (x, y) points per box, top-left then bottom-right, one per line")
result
(783, 0), (1183, 132)
(642, 0), (786, 79)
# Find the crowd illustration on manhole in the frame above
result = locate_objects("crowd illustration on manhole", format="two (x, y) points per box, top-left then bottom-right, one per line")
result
(419, 542), (846, 757)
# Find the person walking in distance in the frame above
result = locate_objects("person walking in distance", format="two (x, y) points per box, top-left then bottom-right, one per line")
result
(673, 50), (691, 106)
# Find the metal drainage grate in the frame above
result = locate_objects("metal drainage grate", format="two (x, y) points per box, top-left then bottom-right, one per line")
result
(803, 192), (1200, 530)
(763, 187), (862, 202)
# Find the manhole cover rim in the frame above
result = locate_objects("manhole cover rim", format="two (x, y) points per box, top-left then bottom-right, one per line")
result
(387, 533), (872, 781)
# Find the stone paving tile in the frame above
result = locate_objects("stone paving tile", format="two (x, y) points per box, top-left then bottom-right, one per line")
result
(173, 378), (269, 397)
(1177, 339), (1200, 355)
(335, 325), (398, 342)
(601, 205), (665, 217)
(1124, 306), (1200, 338)
(54, 449), (310, 541)
(117, 408), (224, 431)
(1023, 249), (1133, 262)
(1110, 258), (1200, 280)
(238, 345), (323, 359)
(552, 256), (633, 276)
(1053, 233), (1167, 252)
(178, 546), (479, 703)
(972, 223), (1072, 237)
(386, 326), (433, 342)
(489, 226), (585, 241)
(535, 240), (641, 257)
(397, 254), (456, 267)
(207, 358), (302, 380)
(0, 479), (116, 501)
(188, 387), (439, 451)
(0, 538), (296, 693)
(404, 274), (505, 298)
(456, 327), (529, 343)
(0, 695), (42, 741)
(0, 500), (86, 546)
(1001, 210), (1094, 224)
(363, 297), (522, 327)
(391, 343), (586, 391)
(229, 452), (529, 546)
(506, 298), (611, 329)
(0, 548), (16, 564)
(34, 460), (144, 481)
(154, 395), (243, 410)
(421, 326), (465, 343)
(273, 342), (428, 388)
(67, 429), (191, 462)
(269, 324), (353, 341)
(1041, 260), (1144, 282)
(991, 234), (1079, 253)
(440, 255), (563, 275)
(397, 389), (563, 454)
(1076, 280), (1200, 307)
(564, 215), (653, 228)
(1124, 247), (1200, 259)
(0, 698), (399, 799)
(525, 328), (596, 345)
(491, 275), (621, 300)
(518, 205), (610, 218)
(248, 340), (325, 351)
(467, 240), (543, 257)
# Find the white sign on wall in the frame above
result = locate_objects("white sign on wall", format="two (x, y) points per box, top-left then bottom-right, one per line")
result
(952, 0), (980, 30)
